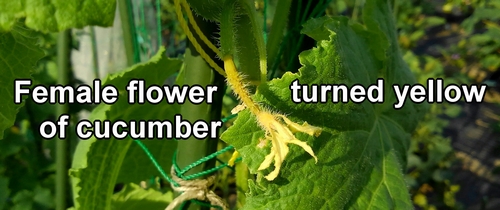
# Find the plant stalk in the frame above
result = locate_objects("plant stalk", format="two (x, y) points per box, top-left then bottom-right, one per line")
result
(55, 30), (71, 210)
(352, 0), (359, 21)
(156, 0), (162, 49)
(267, 0), (292, 76)
(118, 0), (139, 65)
(238, 0), (268, 84)
(176, 11), (225, 210)
(89, 27), (99, 78)
(235, 162), (249, 208)
(285, 0), (317, 73)
(393, 0), (399, 18)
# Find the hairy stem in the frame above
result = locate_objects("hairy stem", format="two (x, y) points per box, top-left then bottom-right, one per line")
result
(223, 56), (260, 115)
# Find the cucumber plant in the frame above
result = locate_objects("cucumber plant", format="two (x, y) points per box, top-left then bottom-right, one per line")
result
(0, 0), (429, 209)
(179, 0), (429, 209)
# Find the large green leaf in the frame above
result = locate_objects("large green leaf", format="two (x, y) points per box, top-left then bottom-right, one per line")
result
(0, 26), (44, 140)
(70, 47), (182, 209)
(103, 51), (181, 185)
(0, 0), (116, 32)
(112, 96), (179, 184)
(0, 0), (115, 139)
(220, 0), (428, 209)
(111, 183), (173, 210)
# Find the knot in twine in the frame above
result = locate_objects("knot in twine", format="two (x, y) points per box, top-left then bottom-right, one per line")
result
(165, 166), (228, 210)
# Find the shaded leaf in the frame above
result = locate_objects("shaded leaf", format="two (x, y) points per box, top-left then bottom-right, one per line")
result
(0, 176), (9, 210)
(0, 26), (44, 140)
(111, 183), (173, 210)
(0, 0), (116, 32)
(70, 47), (182, 209)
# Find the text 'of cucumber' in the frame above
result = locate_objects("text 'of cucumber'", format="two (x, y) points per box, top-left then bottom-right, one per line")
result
(13, 78), (224, 140)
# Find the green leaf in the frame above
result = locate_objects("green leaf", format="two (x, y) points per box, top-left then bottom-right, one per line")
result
(426, 138), (453, 167)
(70, 47), (182, 209)
(32, 186), (54, 208)
(424, 16), (446, 27)
(116, 131), (178, 184)
(0, 129), (25, 159)
(461, 8), (500, 33)
(481, 54), (500, 70)
(0, 26), (45, 140)
(0, 176), (9, 210)
(111, 183), (173, 210)
(444, 104), (461, 118)
(11, 191), (33, 210)
(220, 0), (427, 209)
(10, 186), (54, 209)
(0, 0), (116, 32)
(105, 53), (181, 185)
(185, 0), (223, 21)
(469, 34), (493, 45)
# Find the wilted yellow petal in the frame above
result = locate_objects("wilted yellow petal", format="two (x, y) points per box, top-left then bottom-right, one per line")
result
(253, 111), (321, 181)
(287, 139), (317, 163)
(228, 151), (240, 166)
(264, 148), (285, 181)
(258, 149), (276, 171)
(281, 116), (322, 137)
(231, 104), (246, 114)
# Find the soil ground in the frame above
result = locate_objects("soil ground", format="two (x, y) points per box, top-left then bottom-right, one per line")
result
(445, 100), (500, 209)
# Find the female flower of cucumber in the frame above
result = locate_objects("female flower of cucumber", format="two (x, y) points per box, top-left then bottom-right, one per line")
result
(224, 57), (322, 181)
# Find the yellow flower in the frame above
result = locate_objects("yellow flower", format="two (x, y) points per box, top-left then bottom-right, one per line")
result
(255, 112), (321, 181)
(223, 56), (321, 181)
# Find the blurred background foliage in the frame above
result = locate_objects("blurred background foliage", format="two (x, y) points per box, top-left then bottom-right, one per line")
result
(1, 0), (500, 209)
